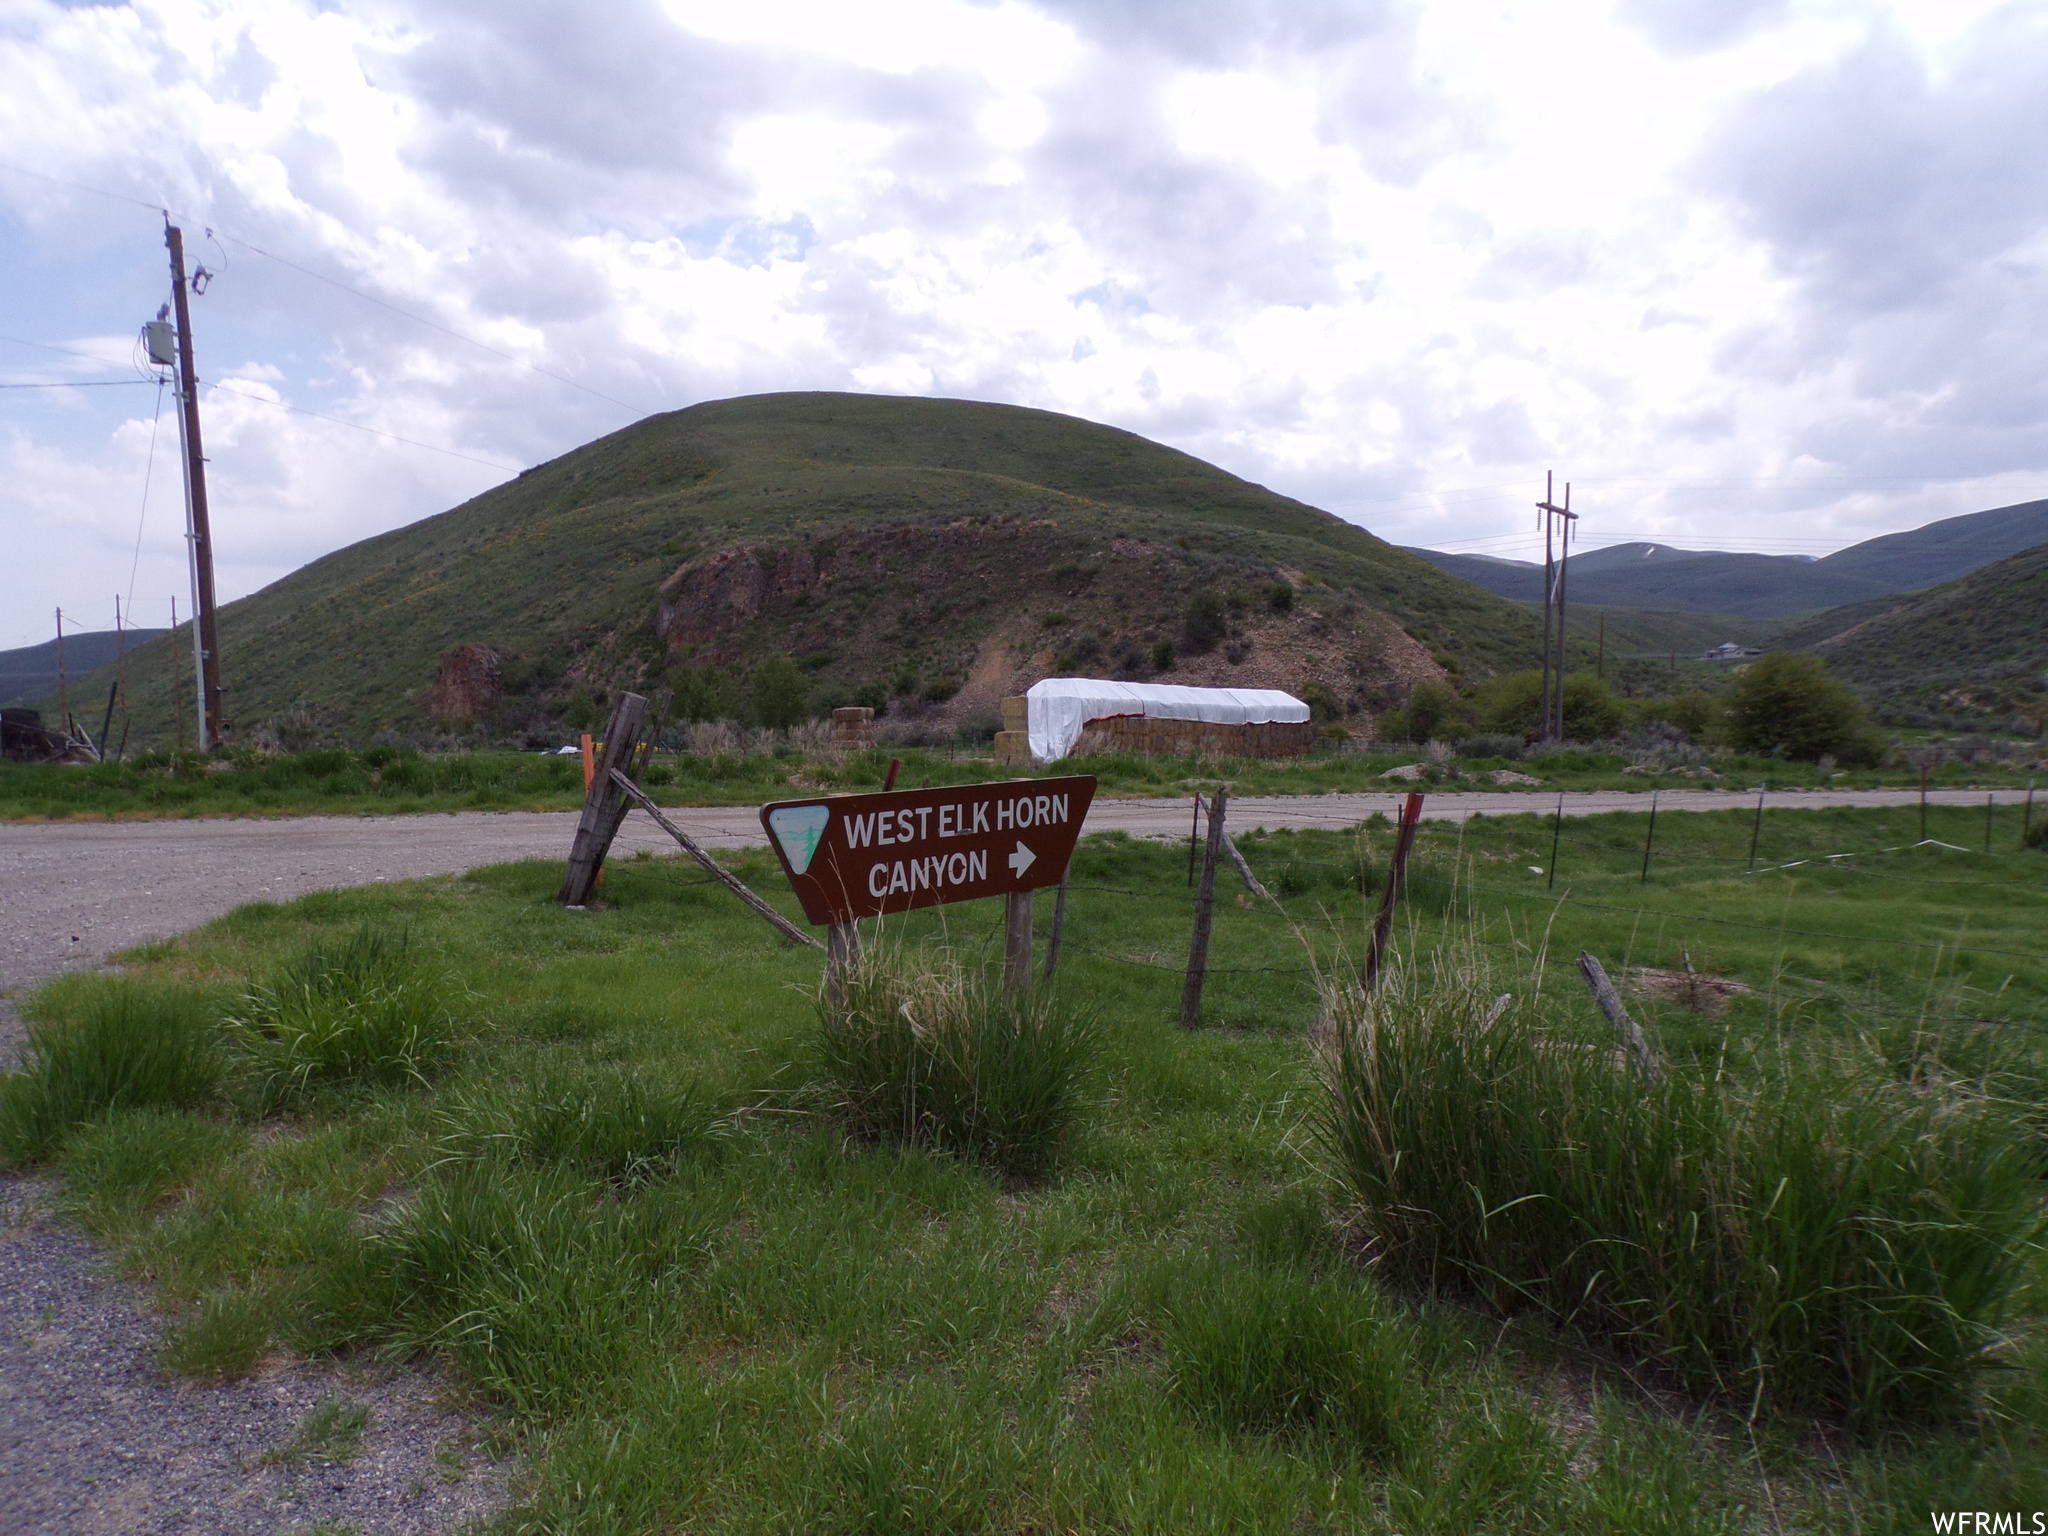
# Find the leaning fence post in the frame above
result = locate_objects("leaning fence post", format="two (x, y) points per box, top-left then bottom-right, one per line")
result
(1640, 787), (1659, 884)
(1748, 785), (1766, 872)
(1042, 872), (1069, 985)
(1179, 786), (1229, 1028)
(1363, 791), (1424, 990)
(1546, 793), (1563, 891)
(1576, 952), (1661, 1084)
(560, 694), (650, 905)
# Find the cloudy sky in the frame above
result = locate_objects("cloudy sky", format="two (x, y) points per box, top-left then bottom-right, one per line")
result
(3, 0), (2045, 647)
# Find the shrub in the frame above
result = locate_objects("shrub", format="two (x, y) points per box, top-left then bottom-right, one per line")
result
(1406, 679), (1462, 742)
(1152, 1255), (1417, 1457)
(1475, 670), (1624, 740)
(225, 926), (458, 1106)
(1639, 691), (1722, 743)
(1267, 582), (1295, 613)
(0, 984), (225, 1164)
(1725, 652), (1880, 764)
(1317, 948), (2043, 1423)
(819, 951), (1099, 1176)
(1151, 638), (1176, 672)
(752, 654), (810, 730)
(1452, 734), (1523, 761)
(1183, 591), (1228, 653)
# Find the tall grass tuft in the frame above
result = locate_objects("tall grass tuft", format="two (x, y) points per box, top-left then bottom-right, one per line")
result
(377, 1161), (689, 1418)
(437, 1064), (728, 1187)
(1317, 945), (2045, 1423)
(818, 949), (1099, 1176)
(0, 984), (225, 1164)
(1151, 1253), (1418, 1458)
(225, 925), (457, 1105)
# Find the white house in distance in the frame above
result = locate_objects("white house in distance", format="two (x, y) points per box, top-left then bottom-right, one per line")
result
(1702, 642), (1762, 661)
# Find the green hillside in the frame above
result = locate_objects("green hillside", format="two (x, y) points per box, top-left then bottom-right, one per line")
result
(51, 393), (1555, 746)
(1, 628), (168, 710)
(1780, 541), (2048, 728)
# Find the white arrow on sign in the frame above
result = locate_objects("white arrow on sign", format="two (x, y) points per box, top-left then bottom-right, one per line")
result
(1007, 841), (1036, 878)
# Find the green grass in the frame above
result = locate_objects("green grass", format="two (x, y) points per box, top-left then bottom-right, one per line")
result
(4, 805), (2044, 1530)
(4, 738), (2032, 822)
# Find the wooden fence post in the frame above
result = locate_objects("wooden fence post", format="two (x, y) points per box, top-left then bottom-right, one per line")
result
(1005, 890), (1034, 995)
(1042, 872), (1069, 985)
(1640, 787), (1659, 884)
(1576, 952), (1661, 1084)
(609, 772), (821, 949)
(826, 921), (861, 1021)
(559, 693), (649, 905)
(1179, 786), (1229, 1028)
(1748, 786), (1766, 872)
(1363, 791), (1424, 990)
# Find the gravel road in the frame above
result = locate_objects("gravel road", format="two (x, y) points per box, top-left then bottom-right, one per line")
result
(0, 782), (2030, 1531)
(2, 785), (2030, 1000)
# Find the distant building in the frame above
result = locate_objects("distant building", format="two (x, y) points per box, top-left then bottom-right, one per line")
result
(1702, 642), (1760, 660)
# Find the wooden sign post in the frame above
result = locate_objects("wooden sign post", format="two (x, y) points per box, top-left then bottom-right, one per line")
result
(760, 775), (1097, 997)
(559, 693), (650, 906)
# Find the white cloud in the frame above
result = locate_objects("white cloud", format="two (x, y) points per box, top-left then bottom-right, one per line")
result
(2, 0), (2045, 650)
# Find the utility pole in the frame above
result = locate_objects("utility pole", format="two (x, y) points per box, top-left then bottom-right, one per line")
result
(1535, 474), (1577, 743)
(161, 221), (223, 748)
(55, 608), (69, 736)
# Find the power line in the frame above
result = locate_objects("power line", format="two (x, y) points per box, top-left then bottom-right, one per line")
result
(0, 379), (157, 389)
(198, 377), (522, 472)
(0, 159), (652, 415)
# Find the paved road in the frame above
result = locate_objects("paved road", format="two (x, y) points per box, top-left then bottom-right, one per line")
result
(3, 786), (2034, 1002)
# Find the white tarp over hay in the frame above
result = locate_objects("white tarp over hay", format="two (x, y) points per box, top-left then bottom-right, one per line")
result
(1025, 678), (1311, 763)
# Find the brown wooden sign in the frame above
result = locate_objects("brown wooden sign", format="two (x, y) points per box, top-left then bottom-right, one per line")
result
(760, 776), (1098, 926)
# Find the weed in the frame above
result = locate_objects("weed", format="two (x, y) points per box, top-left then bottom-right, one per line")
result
(226, 925), (458, 1106)
(1318, 943), (2046, 1422)
(820, 949), (1099, 1176)
(157, 1284), (273, 1379)
(259, 1395), (372, 1467)
(0, 983), (224, 1165)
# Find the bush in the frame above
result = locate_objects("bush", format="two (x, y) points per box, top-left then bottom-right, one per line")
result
(1267, 582), (1295, 614)
(1183, 591), (1228, 653)
(1474, 670), (1623, 741)
(1638, 691), (1721, 743)
(1151, 638), (1175, 672)
(1152, 1255), (1417, 1457)
(1317, 948), (2043, 1423)
(225, 926), (458, 1106)
(1406, 679), (1463, 743)
(1452, 734), (1523, 761)
(0, 984), (225, 1164)
(1725, 653), (1880, 764)
(819, 951), (1099, 1176)
(752, 655), (810, 730)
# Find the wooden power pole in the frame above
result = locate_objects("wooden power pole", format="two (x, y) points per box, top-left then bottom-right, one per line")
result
(163, 221), (224, 748)
(1535, 474), (1577, 742)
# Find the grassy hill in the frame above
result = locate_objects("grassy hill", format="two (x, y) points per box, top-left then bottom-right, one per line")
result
(51, 393), (1557, 747)
(1, 629), (168, 710)
(1404, 497), (2048, 621)
(1778, 541), (2048, 728)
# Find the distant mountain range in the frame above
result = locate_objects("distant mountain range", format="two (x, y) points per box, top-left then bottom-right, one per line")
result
(1405, 497), (2048, 620)
(1774, 541), (2048, 728)
(0, 629), (168, 710)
